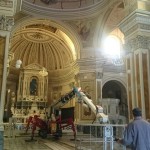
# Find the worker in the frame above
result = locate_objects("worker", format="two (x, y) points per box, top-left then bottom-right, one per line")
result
(116, 107), (150, 150)
(50, 113), (57, 133)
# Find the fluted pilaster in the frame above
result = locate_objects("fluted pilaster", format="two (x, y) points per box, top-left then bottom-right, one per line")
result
(119, 9), (150, 119)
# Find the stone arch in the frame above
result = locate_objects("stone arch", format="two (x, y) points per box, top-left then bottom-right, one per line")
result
(102, 80), (128, 118)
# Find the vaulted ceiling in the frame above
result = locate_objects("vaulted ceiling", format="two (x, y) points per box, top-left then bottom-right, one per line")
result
(8, 0), (126, 83)
(10, 23), (76, 71)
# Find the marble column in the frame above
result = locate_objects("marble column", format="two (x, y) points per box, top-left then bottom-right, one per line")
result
(119, 9), (150, 120)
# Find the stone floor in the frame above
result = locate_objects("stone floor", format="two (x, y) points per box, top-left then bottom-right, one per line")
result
(4, 133), (127, 150)
(4, 133), (75, 150)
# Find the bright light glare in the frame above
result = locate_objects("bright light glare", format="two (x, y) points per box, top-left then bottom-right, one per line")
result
(103, 36), (121, 58)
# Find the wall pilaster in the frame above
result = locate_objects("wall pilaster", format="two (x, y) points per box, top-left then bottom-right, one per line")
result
(119, 10), (150, 119)
(0, 31), (10, 150)
(0, 1), (22, 149)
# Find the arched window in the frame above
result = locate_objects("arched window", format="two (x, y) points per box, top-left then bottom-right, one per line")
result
(103, 35), (124, 66)
(103, 35), (121, 58)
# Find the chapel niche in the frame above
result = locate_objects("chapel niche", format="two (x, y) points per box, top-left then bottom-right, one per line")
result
(13, 63), (48, 121)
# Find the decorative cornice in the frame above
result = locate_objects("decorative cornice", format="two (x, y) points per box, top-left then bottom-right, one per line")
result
(139, 24), (150, 31)
(0, 0), (22, 16)
(23, 63), (44, 70)
(119, 10), (150, 37)
(124, 23), (150, 37)
(0, 0), (13, 8)
(22, 0), (110, 20)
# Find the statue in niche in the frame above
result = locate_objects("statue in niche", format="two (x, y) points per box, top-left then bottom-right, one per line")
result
(30, 78), (38, 96)
(10, 91), (16, 114)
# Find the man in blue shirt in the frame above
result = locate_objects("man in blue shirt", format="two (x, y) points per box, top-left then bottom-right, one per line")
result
(116, 107), (150, 150)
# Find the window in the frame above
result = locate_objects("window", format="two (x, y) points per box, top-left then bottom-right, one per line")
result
(103, 35), (121, 58)
(103, 35), (124, 66)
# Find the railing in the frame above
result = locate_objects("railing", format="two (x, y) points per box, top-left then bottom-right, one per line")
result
(0, 121), (41, 150)
(2, 121), (127, 149)
(1, 121), (33, 138)
(75, 123), (126, 150)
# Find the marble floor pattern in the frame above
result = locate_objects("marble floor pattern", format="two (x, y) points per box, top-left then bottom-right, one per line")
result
(4, 134), (127, 150)
(4, 134), (75, 150)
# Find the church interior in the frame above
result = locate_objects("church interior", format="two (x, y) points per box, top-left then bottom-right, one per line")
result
(0, 0), (150, 149)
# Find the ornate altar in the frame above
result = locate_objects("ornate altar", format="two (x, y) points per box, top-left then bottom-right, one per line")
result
(12, 63), (48, 122)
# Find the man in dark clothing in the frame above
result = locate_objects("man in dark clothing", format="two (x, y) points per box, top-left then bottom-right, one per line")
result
(116, 107), (150, 150)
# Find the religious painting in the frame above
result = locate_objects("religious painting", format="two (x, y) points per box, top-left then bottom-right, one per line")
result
(68, 18), (97, 47)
